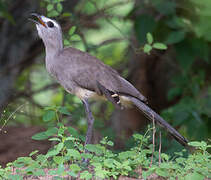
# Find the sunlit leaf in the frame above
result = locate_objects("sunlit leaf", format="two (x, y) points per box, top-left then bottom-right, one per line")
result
(152, 43), (167, 50)
(31, 132), (48, 140)
(147, 33), (153, 44)
(143, 44), (152, 54)
(43, 110), (56, 122)
(68, 26), (76, 36)
(57, 3), (63, 13)
(47, 4), (54, 11)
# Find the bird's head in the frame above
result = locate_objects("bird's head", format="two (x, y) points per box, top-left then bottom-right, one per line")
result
(29, 13), (63, 51)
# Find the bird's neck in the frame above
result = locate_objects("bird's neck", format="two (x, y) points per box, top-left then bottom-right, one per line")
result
(44, 39), (63, 57)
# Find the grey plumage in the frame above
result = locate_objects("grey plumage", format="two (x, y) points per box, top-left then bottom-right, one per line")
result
(50, 47), (147, 103)
(129, 97), (188, 146)
(30, 14), (188, 146)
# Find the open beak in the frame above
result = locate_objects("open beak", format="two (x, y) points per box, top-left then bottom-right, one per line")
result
(28, 13), (47, 28)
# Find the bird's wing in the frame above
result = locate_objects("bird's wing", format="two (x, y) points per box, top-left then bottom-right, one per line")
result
(59, 47), (147, 102)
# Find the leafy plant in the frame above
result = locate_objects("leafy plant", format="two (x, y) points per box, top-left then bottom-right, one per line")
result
(43, 0), (64, 17)
(0, 109), (210, 180)
(142, 33), (167, 54)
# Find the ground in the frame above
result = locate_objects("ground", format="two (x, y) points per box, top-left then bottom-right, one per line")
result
(0, 126), (50, 167)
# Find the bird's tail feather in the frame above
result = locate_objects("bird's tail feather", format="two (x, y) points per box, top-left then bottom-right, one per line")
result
(128, 96), (188, 146)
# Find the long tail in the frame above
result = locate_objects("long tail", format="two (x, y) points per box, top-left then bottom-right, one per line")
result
(128, 96), (188, 146)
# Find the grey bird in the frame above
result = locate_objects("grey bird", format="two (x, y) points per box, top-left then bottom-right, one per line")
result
(29, 14), (188, 146)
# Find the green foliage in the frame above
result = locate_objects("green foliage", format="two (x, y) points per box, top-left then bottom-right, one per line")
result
(64, 26), (81, 46)
(0, 109), (210, 179)
(41, 0), (82, 46)
(43, 0), (64, 17)
(132, 0), (211, 146)
(1, 2), (210, 178)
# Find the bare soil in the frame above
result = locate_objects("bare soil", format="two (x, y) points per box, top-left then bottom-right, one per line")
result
(0, 126), (51, 167)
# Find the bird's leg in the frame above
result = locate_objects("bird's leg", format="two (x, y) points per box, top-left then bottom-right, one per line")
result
(82, 99), (94, 145)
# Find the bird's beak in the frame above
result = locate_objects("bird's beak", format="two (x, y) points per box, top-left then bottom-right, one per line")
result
(29, 13), (47, 28)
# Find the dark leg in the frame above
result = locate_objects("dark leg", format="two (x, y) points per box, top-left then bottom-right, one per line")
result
(82, 99), (94, 145)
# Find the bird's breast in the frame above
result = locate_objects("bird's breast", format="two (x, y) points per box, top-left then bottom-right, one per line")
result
(74, 87), (106, 101)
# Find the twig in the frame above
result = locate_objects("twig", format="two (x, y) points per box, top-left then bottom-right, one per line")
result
(89, 0), (133, 19)
(88, 0), (137, 52)
(89, 38), (124, 53)
(10, 83), (58, 107)
(105, 17), (137, 51)
(0, 103), (27, 132)
(150, 114), (156, 167)
(159, 131), (162, 166)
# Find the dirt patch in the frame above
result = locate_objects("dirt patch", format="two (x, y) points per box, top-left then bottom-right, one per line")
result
(0, 126), (51, 167)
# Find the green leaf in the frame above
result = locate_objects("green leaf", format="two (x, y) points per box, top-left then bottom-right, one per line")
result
(48, 10), (59, 17)
(156, 168), (168, 177)
(29, 150), (39, 156)
(68, 26), (76, 36)
(188, 141), (204, 147)
(85, 144), (103, 155)
(53, 156), (64, 164)
(8, 174), (23, 180)
(43, 110), (56, 122)
(65, 136), (76, 141)
(57, 3), (63, 13)
(67, 149), (81, 160)
(95, 168), (108, 179)
(31, 132), (48, 140)
(143, 44), (152, 54)
(118, 151), (136, 160)
(70, 34), (81, 41)
(46, 143), (64, 158)
(33, 169), (45, 176)
(67, 171), (77, 177)
(133, 133), (144, 140)
(62, 12), (71, 17)
(80, 171), (92, 180)
(107, 141), (114, 146)
(100, 137), (107, 145)
(58, 106), (71, 115)
(147, 33), (153, 44)
(85, 144), (97, 152)
(67, 126), (79, 137)
(81, 153), (93, 159)
(165, 31), (185, 45)
(64, 39), (70, 46)
(152, 43), (167, 50)
(161, 153), (169, 161)
(104, 158), (117, 168)
(184, 172), (204, 180)
(45, 127), (58, 136)
(48, 170), (58, 175)
(69, 164), (81, 173)
(46, 149), (59, 157)
(47, 4), (54, 11)
(56, 142), (64, 152)
(49, 137), (61, 142)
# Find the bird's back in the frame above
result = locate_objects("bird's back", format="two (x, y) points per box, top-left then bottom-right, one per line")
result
(51, 47), (147, 102)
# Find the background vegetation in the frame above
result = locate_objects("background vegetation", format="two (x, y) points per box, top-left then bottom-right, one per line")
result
(0, 0), (210, 179)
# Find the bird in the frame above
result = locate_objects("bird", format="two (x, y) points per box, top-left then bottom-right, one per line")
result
(29, 13), (188, 146)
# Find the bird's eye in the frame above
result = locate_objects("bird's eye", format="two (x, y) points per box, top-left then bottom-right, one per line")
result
(47, 21), (54, 28)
